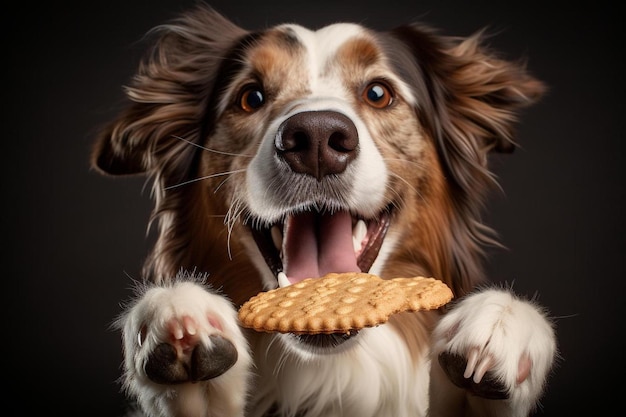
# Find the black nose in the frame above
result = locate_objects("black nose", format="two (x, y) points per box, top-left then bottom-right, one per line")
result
(275, 111), (359, 181)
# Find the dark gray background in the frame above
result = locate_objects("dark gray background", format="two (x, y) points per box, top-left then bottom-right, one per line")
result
(8, 1), (622, 415)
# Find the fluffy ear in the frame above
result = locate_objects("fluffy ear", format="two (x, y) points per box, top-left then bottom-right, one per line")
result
(91, 5), (247, 177)
(389, 24), (545, 153)
(386, 24), (545, 194)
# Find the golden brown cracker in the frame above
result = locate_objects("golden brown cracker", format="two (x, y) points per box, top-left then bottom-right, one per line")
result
(238, 272), (452, 334)
(389, 276), (454, 311)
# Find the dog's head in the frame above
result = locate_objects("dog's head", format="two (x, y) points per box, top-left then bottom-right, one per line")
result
(93, 5), (543, 308)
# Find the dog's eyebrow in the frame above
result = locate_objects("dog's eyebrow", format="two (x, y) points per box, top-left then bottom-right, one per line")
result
(274, 26), (304, 50)
(336, 37), (381, 68)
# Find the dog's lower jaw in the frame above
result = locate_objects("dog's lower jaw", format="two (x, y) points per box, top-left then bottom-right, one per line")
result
(278, 330), (362, 355)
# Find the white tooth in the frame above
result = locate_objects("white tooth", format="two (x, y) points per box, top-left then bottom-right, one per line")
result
(352, 220), (367, 252)
(271, 225), (283, 252)
(278, 272), (291, 288)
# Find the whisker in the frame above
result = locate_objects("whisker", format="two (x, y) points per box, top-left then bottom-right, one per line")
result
(225, 197), (247, 260)
(384, 171), (428, 212)
(164, 169), (246, 190)
(387, 170), (421, 196)
(171, 135), (254, 157)
(214, 171), (241, 193)
(381, 157), (428, 204)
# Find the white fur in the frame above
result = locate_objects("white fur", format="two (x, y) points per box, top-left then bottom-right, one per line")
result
(248, 326), (430, 417)
(112, 17), (557, 417)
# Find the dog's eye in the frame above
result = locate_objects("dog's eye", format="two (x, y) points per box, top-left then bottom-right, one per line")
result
(239, 86), (265, 112)
(362, 82), (393, 108)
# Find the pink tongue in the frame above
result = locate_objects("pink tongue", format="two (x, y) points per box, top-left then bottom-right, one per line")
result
(283, 210), (360, 284)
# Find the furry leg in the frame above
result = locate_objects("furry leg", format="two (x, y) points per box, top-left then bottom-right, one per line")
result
(116, 275), (252, 417)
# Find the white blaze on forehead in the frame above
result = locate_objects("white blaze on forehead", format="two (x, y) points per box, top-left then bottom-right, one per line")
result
(279, 22), (416, 105)
(280, 23), (362, 98)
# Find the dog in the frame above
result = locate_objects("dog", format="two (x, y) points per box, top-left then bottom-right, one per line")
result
(92, 4), (557, 417)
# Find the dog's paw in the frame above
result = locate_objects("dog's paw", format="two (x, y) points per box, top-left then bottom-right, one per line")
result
(122, 280), (246, 384)
(117, 278), (252, 417)
(431, 288), (556, 415)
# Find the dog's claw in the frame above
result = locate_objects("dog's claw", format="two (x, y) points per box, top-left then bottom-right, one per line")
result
(438, 351), (509, 400)
(473, 352), (493, 384)
(145, 335), (238, 384)
(463, 347), (479, 379)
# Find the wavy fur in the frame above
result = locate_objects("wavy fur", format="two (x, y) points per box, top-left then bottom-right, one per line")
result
(93, 4), (556, 416)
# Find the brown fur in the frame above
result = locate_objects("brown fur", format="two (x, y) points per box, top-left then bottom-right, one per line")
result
(92, 4), (544, 315)
(92, 3), (544, 313)
(92, 6), (550, 416)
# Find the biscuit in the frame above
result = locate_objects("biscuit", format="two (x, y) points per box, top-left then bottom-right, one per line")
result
(238, 272), (453, 334)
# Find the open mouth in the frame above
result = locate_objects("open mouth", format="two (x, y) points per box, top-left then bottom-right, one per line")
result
(250, 207), (391, 348)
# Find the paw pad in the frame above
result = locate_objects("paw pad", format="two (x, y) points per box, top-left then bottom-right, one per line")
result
(145, 335), (238, 384)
